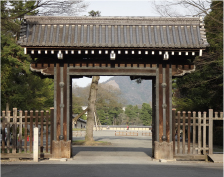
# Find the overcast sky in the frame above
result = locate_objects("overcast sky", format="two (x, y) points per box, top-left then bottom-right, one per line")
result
(73, 0), (159, 87)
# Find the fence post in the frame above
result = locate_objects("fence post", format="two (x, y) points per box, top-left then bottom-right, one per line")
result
(30, 110), (33, 153)
(2, 111), (6, 153)
(187, 111), (191, 154)
(193, 111), (196, 154)
(203, 111), (207, 155)
(12, 108), (17, 154)
(7, 111), (11, 153)
(50, 107), (54, 154)
(40, 110), (44, 157)
(182, 111), (186, 154)
(33, 127), (39, 162)
(177, 111), (181, 154)
(209, 109), (213, 155)
(35, 110), (39, 128)
(198, 112), (201, 155)
(172, 109), (176, 155)
(24, 111), (28, 153)
(19, 110), (22, 153)
(46, 110), (49, 153)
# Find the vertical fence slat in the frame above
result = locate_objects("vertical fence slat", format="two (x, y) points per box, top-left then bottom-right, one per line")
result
(215, 112), (218, 119)
(50, 108), (54, 154)
(193, 111), (196, 154)
(19, 111), (22, 153)
(203, 111), (207, 155)
(35, 110), (39, 128)
(24, 111), (28, 153)
(46, 110), (49, 153)
(12, 108), (17, 154)
(187, 111), (191, 154)
(172, 109), (176, 155)
(209, 109), (213, 154)
(198, 112), (201, 155)
(7, 111), (11, 153)
(182, 111), (186, 154)
(220, 112), (223, 119)
(30, 110), (33, 153)
(40, 110), (44, 154)
(177, 111), (181, 154)
(2, 111), (6, 153)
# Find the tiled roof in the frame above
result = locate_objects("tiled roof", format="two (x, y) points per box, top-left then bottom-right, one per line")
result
(18, 16), (209, 49)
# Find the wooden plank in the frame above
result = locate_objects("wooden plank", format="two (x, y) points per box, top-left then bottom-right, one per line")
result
(35, 110), (39, 128)
(7, 111), (11, 153)
(82, 63), (87, 67)
(12, 108), (17, 154)
(56, 63), (60, 141)
(127, 64), (132, 68)
(187, 111), (191, 154)
(30, 110), (33, 153)
(215, 112), (218, 119)
(133, 64), (138, 68)
(2, 111), (6, 153)
(120, 64), (125, 67)
(182, 111), (186, 154)
(209, 109), (213, 154)
(220, 112), (223, 119)
(88, 63), (93, 67)
(203, 111), (206, 155)
(40, 110), (44, 153)
(159, 64), (163, 142)
(193, 111), (196, 154)
(24, 111), (28, 153)
(172, 109), (176, 155)
(19, 111), (22, 153)
(139, 64), (144, 68)
(63, 64), (67, 141)
(198, 112), (201, 155)
(95, 63), (100, 67)
(177, 111), (181, 154)
(50, 107), (54, 154)
(152, 64), (157, 68)
(46, 110), (49, 153)
(166, 64), (170, 142)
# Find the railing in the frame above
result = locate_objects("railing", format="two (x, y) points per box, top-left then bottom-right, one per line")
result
(172, 109), (223, 157)
(1, 108), (54, 158)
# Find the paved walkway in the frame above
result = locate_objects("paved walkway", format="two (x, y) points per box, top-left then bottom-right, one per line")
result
(1, 130), (223, 177)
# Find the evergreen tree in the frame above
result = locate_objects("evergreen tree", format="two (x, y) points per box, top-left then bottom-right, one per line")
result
(139, 103), (152, 126)
(173, 1), (223, 111)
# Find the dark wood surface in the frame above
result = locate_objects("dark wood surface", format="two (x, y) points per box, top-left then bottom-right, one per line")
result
(30, 111), (33, 153)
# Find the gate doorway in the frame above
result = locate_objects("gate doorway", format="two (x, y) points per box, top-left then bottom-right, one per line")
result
(71, 76), (154, 160)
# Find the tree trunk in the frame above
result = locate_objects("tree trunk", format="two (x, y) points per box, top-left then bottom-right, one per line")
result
(85, 76), (100, 142)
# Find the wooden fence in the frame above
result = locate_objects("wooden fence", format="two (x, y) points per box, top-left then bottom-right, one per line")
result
(172, 109), (223, 159)
(0, 108), (54, 159)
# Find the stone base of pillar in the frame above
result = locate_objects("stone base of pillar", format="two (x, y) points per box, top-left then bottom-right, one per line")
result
(52, 140), (71, 158)
(154, 141), (173, 160)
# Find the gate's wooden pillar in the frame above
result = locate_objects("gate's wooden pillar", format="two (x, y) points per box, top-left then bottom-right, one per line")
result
(152, 78), (156, 158)
(154, 63), (173, 159)
(52, 63), (71, 158)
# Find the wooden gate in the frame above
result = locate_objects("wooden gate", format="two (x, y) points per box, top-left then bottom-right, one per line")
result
(1, 108), (54, 159)
(172, 109), (223, 160)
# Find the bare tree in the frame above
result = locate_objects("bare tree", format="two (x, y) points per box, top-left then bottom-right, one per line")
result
(151, 0), (213, 17)
(85, 76), (100, 142)
(1, 0), (88, 20)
